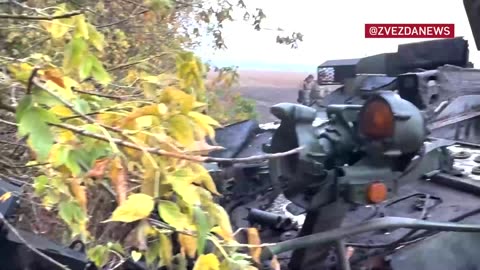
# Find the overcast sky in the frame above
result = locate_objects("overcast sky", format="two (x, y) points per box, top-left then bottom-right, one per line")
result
(196, 0), (480, 72)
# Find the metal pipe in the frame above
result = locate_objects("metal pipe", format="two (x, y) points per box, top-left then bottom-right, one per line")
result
(262, 216), (480, 259)
(335, 240), (351, 270)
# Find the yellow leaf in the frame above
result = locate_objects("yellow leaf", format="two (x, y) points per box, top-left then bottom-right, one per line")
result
(74, 15), (89, 39)
(190, 163), (220, 195)
(159, 87), (195, 114)
(168, 114), (194, 146)
(131, 250), (142, 262)
(8, 63), (34, 82)
(247, 228), (262, 264)
(172, 183), (200, 206)
(178, 234), (197, 259)
(57, 130), (76, 144)
(193, 254), (220, 270)
(213, 204), (233, 240)
(0, 192), (12, 202)
(50, 105), (74, 117)
(210, 226), (234, 243)
(70, 178), (87, 211)
(105, 193), (154, 223)
(87, 24), (105, 52)
(188, 111), (220, 140)
(41, 18), (72, 39)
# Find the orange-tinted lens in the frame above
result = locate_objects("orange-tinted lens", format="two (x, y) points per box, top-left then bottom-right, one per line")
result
(367, 182), (388, 204)
(360, 99), (394, 139)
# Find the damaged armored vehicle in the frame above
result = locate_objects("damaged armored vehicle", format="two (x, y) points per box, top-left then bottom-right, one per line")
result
(204, 0), (480, 269)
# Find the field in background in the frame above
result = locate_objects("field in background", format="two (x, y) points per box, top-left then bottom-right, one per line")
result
(208, 69), (313, 122)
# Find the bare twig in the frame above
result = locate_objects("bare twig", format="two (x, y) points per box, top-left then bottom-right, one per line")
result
(0, 10), (82, 20)
(73, 89), (125, 100)
(49, 122), (303, 163)
(0, 212), (71, 269)
(107, 53), (171, 72)
(0, 118), (17, 126)
(26, 68), (40, 95)
(95, 9), (149, 28)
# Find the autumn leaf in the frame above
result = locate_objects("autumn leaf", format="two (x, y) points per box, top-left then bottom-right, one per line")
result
(73, 14), (89, 39)
(193, 254), (220, 270)
(188, 111), (221, 141)
(49, 105), (74, 117)
(70, 178), (87, 211)
(189, 163), (220, 196)
(87, 24), (105, 52)
(109, 157), (128, 205)
(43, 69), (65, 88)
(247, 228), (262, 264)
(87, 158), (111, 179)
(159, 87), (195, 114)
(212, 204), (234, 241)
(104, 193), (154, 223)
(168, 114), (194, 146)
(178, 233), (197, 259)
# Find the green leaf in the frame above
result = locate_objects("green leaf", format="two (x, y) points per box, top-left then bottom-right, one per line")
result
(63, 37), (88, 74)
(15, 95), (33, 122)
(58, 201), (85, 226)
(33, 175), (49, 196)
(145, 240), (160, 267)
(90, 55), (112, 85)
(79, 55), (94, 80)
(107, 242), (125, 254)
(194, 207), (210, 256)
(158, 200), (189, 230)
(87, 245), (110, 267)
(32, 90), (63, 107)
(18, 107), (60, 160)
(73, 99), (91, 114)
(158, 233), (173, 267)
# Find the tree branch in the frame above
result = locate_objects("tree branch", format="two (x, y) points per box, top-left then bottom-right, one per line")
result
(72, 89), (125, 100)
(49, 122), (303, 163)
(0, 10), (82, 20)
